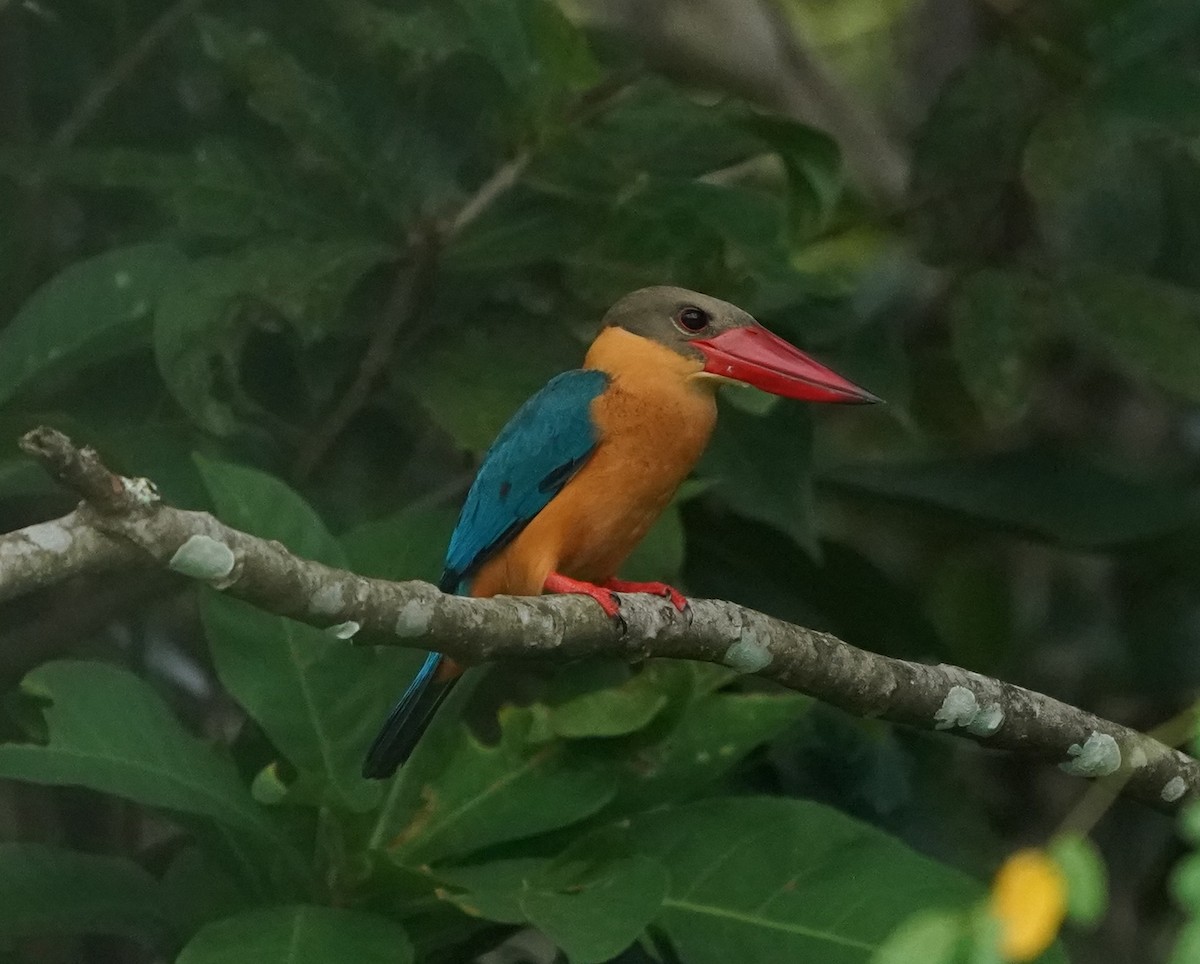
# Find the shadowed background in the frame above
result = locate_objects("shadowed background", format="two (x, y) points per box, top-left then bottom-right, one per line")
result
(1, 1), (1199, 962)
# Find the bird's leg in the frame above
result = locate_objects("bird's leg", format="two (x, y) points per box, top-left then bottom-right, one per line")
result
(543, 572), (623, 623)
(601, 578), (689, 614)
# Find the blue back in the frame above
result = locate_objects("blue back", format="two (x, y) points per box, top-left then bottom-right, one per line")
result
(440, 368), (610, 592)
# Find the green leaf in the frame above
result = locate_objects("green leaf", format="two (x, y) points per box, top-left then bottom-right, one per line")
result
(521, 850), (670, 964)
(434, 858), (550, 924)
(195, 456), (344, 565)
(925, 551), (1013, 674)
(619, 500), (685, 584)
(1175, 854), (1200, 912)
(1087, 0), (1200, 68)
(518, 0), (600, 95)
(177, 906), (413, 964)
(1092, 63), (1200, 132)
(155, 241), (393, 434)
(610, 684), (808, 814)
(948, 270), (1044, 427)
(1049, 834), (1107, 926)
(1171, 918), (1200, 964)
(741, 115), (843, 239)
(0, 843), (169, 942)
(0, 662), (270, 835)
(385, 706), (616, 865)
(700, 398), (818, 556)
(1059, 269), (1200, 404)
(198, 18), (368, 183)
(403, 312), (582, 454)
(1023, 106), (1161, 270)
(823, 447), (1194, 548)
(0, 243), (185, 409)
(195, 457), (409, 810)
(3, 144), (343, 239)
(911, 46), (1047, 262)
(341, 507), (458, 584)
(622, 797), (979, 963)
(445, 193), (594, 272)
(452, 0), (598, 109)
(870, 910), (966, 964)
(540, 670), (669, 739)
(328, 0), (462, 67)
(161, 847), (250, 937)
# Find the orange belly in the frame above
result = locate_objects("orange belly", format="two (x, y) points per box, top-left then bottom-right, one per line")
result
(469, 327), (717, 598)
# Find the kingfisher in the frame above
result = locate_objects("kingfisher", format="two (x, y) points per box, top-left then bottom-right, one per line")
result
(362, 286), (878, 778)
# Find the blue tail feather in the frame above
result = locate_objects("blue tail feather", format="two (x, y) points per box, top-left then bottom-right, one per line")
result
(362, 651), (457, 779)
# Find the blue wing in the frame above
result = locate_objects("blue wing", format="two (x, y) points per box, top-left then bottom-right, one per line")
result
(363, 368), (608, 779)
(440, 368), (609, 592)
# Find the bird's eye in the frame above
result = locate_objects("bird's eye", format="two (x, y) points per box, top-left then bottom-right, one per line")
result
(675, 306), (711, 333)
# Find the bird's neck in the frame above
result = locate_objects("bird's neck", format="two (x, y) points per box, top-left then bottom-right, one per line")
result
(583, 326), (712, 396)
(582, 326), (718, 459)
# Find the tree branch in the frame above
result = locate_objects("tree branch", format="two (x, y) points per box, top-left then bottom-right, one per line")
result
(51, 0), (209, 150)
(5, 427), (1198, 813)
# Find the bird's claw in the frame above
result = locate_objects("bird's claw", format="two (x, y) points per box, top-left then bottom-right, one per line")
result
(543, 571), (625, 631)
(602, 578), (690, 617)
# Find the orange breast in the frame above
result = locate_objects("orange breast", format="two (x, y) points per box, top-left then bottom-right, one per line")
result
(469, 327), (718, 598)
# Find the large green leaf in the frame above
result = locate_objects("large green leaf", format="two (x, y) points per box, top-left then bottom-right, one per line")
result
(0, 843), (170, 943)
(197, 18), (369, 186)
(383, 706), (616, 865)
(0, 243), (186, 409)
(0, 662), (270, 835)
(520, 849), (669, 964)
(341, 506), (458, 584)
(453, 0), (599, 109)
(195, 457), (410, 810)
(608, 671), (808, 814)
(618, 500), (686, 584)
(948, 269), (1044, 427)
(1086, 0), (1200, 68)
(911, 46), (1046, 262)
(3, 143), (344, 239)
(700, 398), (819, 556)
(155, 241), (393, 434)
(624, 797), (979, 964)
(823, 448), (1194, 548)
(1060, 269), (1200, 404)
(741, 115), (843, 240)
(177, 906), (412, 964)
(403, 312), (582, 454)
(1023, 105), (1161, 270)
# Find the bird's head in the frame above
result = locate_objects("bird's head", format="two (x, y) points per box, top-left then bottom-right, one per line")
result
(600, 286), (880, 404)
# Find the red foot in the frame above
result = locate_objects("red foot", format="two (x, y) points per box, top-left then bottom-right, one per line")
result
(543, 572), (622, 620)
(602, 578), (689, 614)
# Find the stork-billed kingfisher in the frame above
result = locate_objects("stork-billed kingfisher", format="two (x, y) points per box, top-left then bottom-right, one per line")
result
(362, 286), (878, 778)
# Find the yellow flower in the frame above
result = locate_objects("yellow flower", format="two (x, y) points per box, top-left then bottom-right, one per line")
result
(989, 848), (1068, 961)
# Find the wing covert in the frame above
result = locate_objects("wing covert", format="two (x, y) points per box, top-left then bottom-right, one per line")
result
(440, 369), (609, 591)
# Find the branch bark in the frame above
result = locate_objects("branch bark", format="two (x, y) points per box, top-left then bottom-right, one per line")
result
(6, 427), (1198, 813)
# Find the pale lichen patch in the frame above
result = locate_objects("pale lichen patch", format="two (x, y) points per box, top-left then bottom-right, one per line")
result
(934, 686), (980, 730)
(168, 535), (236, 581)
(123, 476), (160, 506)
(310, 582), (346, 616)
(966, 702), (1004, 737)
(328, 620), (360, 639)
(23, 522), (73, 553)
(1162, 776), (1187, 803)
(1060, 731), (1121, 777)
(723, 625), (771, 674)
(395, 597), (435, 638)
